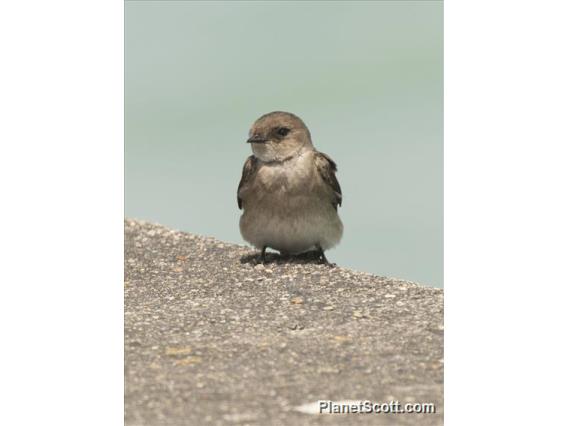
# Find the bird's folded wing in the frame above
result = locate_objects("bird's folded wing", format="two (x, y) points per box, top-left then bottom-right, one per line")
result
(315, 151), (342, 210)
(237, 155), (258, 209)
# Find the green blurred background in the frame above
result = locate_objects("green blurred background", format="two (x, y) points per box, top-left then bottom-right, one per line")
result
(125, 1), (443, 287)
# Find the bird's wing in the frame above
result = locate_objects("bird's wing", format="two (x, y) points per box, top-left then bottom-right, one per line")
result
(237, 155), (258, 210)
(314, 151), (342, 210)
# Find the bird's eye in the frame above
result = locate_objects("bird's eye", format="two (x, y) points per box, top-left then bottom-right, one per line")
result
(276, 127), (290, 137)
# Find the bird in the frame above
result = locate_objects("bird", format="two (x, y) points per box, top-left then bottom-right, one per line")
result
(237, 111), (343, 265)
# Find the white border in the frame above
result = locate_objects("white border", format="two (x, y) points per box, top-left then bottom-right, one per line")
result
(446, 0), (568, 424)
(0, 1), (123, 425)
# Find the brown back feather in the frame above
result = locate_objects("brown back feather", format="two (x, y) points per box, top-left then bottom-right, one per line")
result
(314, 151), (342, 210)
(237, 155), (258, 209)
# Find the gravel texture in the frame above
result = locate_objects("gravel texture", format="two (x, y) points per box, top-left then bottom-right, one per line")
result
(125, 219), (444, 426)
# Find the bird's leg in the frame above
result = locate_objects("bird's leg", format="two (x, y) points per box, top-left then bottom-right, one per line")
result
(260, 246), (267, 264)
(316, 244), (335, 267)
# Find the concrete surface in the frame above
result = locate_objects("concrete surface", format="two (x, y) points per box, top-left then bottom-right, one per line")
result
(125, 219), (443, 425)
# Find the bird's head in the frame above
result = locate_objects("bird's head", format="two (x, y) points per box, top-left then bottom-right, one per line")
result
(246, 111), (313, 162)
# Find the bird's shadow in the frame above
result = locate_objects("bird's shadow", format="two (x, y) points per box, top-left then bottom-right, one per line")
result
(239, 250), (325, 266)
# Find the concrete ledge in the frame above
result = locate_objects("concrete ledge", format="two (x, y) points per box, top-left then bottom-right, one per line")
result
(125, 219), (444, 425)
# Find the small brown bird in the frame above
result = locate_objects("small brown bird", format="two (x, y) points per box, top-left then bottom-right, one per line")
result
(237, 111), (343, 264)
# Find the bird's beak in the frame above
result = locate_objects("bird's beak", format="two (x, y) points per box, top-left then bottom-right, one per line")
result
(246, 135), (268, 144)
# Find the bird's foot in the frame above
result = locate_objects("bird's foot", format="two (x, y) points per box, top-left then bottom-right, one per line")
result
(320, 259), (337, 268)
(260, 246), (267, 264)
(316, 245), (336, 267)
